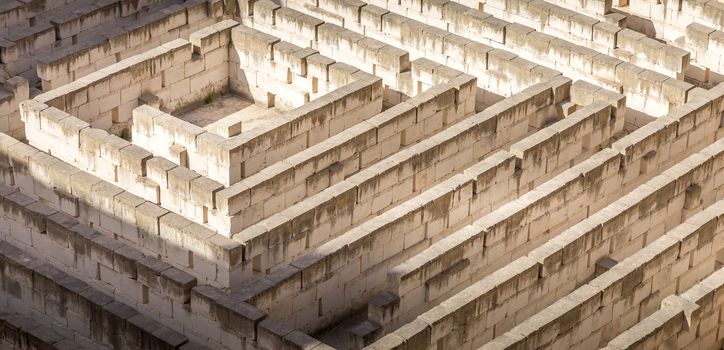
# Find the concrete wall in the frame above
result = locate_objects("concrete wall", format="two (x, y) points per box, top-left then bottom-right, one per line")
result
(483, 0), (690, 79)
(239, 6), (409, 105)
(33, 19), (235, 131)
(294, 0), (691, 116)
(0, 238), (195, 350)
(36, 0), (223, 90)
(487, 193), (724, 350)
(611, 84), (724, 194)
(0, 169), (331, 350)
(217, 78), (570, 332)
(136, 66), (380, 188)
(627, 0), (724, 42)
(230, 77), (569, 285)
(211, 65), (474, 235)
(236, 94), (620, 335)
(0, 227), (329, 350)
(336, 0), (692, 116)
(0, 76), (28, 139)
(686, 22), (724, 77)
(365, 83), (724, 350)
(253, 0), (561, 101)
(253, 0), (412, 89)
(130, 23), (384, 189)
(0, 130), (243, 289)
(378, 103), (619, 331)
(381, 89), (715, 331)
(533, 0), (612, 18)
(602, 266), (724, 350)
(21, 99), (240, 245)
(570, 80), (628, 126)
(0, 310), (120, 350)
(0, 0), (225, 140)
(0, 0), (177, 83)
(369, 141), (720, 349)
(362, 2), (693, 116)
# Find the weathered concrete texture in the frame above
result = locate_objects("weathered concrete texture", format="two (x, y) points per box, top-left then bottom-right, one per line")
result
(285, 0), (694, 117)
(485, 194), (724, 350)
(0, 130), (243, 288)
(2, 0), (724, 349)
(602, 264), (724, 350)
(363, 84), (724, 350)
(0, 0), (226, 139)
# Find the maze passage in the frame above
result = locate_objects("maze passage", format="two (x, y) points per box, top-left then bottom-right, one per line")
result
(0, 0), (723, 349)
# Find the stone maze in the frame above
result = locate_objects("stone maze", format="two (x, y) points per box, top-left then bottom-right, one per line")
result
(1, 0), (724, 350)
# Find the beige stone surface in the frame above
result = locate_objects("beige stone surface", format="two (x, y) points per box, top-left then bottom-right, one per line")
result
(4, 1), (724, 350)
